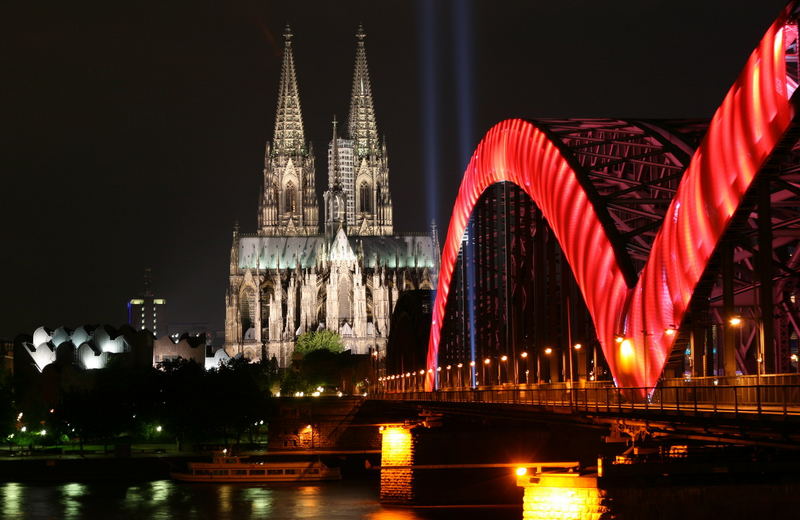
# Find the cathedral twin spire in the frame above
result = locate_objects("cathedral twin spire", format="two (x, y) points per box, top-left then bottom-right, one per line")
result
(259, 23), (392, 237)
(349, 24), (380, 157)
(272, 25), (306, 155)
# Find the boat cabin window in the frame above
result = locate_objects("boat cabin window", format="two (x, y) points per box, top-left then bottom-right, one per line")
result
(250, 470), (265, 475)
(267, 469), (283, 475)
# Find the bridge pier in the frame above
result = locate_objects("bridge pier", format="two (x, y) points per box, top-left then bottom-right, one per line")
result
(516, 470), (609, 520)
(378, 423), (416, 504)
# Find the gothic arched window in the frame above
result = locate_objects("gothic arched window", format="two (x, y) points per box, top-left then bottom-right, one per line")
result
(285, 182), (297, 213)
(359, 181), (371, 213)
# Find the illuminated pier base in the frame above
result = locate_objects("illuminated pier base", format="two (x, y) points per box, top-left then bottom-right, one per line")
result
(379, 424), (416, 504)
(517, 472), (609, 520)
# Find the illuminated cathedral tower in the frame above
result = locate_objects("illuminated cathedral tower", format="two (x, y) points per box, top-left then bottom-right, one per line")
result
(225, 25), (436, 366)
(258, 25), (319, 236)
(325, 25), (393, 236)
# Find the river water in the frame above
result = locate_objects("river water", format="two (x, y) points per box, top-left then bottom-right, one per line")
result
(0, 480), (521, 520)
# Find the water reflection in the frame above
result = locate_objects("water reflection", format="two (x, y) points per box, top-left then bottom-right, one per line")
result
(0, 480), (519, 520)
(1, 482), (21, 516)
(61, 482), (86, 519)
(242, 487), (273, 515)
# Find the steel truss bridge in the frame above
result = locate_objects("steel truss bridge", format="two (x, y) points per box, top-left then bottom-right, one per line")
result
(378, 2), (800, 443)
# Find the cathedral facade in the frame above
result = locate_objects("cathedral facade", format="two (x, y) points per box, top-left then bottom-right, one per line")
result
(224, 25), (438, 366)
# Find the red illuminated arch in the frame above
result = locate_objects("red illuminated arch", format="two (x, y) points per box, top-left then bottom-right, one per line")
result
(426, 6), (797, 392)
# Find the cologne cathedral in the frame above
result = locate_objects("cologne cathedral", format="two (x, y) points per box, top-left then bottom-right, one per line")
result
(224, 25), (439, 366)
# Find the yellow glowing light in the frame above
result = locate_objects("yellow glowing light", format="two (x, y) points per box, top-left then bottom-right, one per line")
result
(615, 335), (625, 344)
(457, 363), (463, 368)
(521, 485), (605, 518)
(446, 365), (452, 370)
(516, 466), (527, 476)
(379, 425), (413, 502)
(544, 347), (552, 355)
(791, 354), (799, 362)
(484, 358), (491, 365)
(500, 355), (508, 362)
(620, 339), (634, 358)
(729, 316), (742, 326)
(573, 343), (582, 350)
(520, 351), (528, 358)
(419, 370), (425, 375)
(469, 360), (476, 367)
(665, 327), (676, 336)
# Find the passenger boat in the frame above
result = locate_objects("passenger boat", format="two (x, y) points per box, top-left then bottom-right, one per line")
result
(170, 453), (342, 483)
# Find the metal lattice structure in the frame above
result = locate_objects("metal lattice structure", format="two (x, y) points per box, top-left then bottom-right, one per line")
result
(426, 2), (800, 393)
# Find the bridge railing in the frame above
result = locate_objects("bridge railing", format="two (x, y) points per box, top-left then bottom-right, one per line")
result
(376, 382), (800, 418)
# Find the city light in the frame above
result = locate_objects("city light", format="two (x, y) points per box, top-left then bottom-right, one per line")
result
(515, 466), (527, 476)
(620, 339), (634, 359)
(614, 335), (625, 344)
(544, 347), (552, 355)
(484, 358), (491, 365)
(500, 355), (508, 362)
(573, 343), (582, 350)
(729, 316), (742, 326)
(156, 425), (163, 432)
(520, 351), (528, 358)
(665, 326), (677, 336)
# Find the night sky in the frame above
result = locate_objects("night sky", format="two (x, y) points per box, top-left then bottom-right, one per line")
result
(3, 0), (789, 340)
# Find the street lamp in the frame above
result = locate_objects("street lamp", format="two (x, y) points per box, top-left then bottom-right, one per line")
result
(469, 360), (476, 388)
(543, 347), (552, 383)
(483, 357), (491, 386)
(500, 355), (508, 384)
(729, 315), (763, 376)
(520, 352), (529, 384)
(569, 343), (582, 383)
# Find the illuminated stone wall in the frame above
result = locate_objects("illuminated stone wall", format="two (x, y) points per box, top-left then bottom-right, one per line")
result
(519, 474), (610, 520)
(379, 425), (416, 504)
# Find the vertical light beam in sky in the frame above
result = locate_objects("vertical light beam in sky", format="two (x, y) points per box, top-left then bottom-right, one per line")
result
(452, 0), (477, 385)
(417, 0), (440, 226)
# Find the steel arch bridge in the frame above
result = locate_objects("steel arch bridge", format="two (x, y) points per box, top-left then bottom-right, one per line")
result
(424, 2), (800, 394)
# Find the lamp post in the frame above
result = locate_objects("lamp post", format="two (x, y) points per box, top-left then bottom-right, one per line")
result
(469, 360), (476, 388)
(543, 347), (552, 383)
(457, 363), (464, 387)
(500, 355), (508, 384)
(570, 343), (582, 383)
(483, 358), (491, 387)
(729, 315), (764, 377)
(520, 352), (529, 385)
